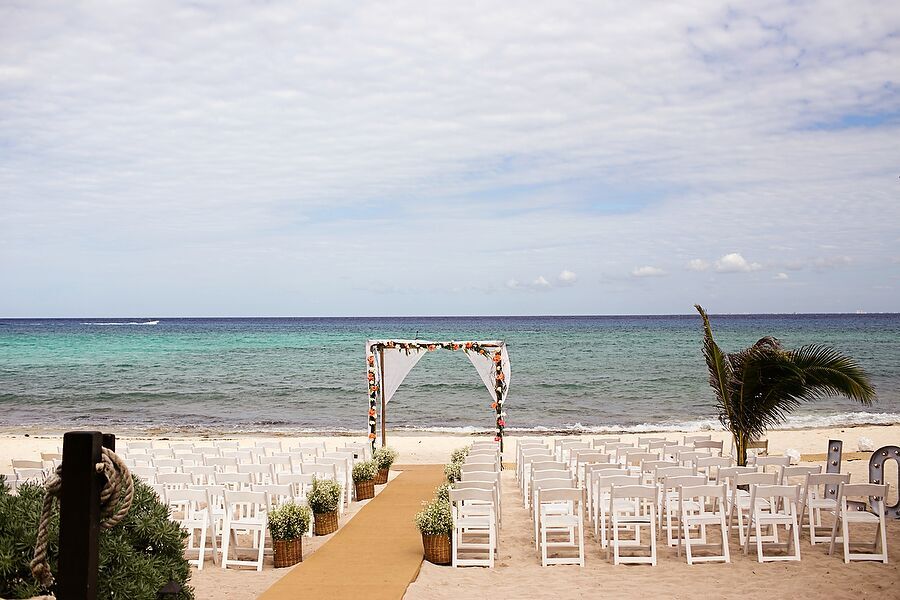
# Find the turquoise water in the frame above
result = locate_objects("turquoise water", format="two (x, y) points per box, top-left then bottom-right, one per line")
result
(0, 315), (898, 433)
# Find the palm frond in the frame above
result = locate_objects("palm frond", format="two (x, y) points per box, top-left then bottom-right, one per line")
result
(786, 344), (876, 405)
(694, 305), (732, 427)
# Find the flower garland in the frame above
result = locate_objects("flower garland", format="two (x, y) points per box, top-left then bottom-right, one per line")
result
(366, 341), (507, 450)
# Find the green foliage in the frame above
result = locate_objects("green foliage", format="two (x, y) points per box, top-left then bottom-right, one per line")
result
(351, 460), (378, 483)
(0, 476), (193, 600)
(267, 502), (311, 541)
(413, 498), (452, 536)
(443, 461), (461, 483)
(373, 446), (398, 469)
(434, 483), (451, 502)
(695, 305), (876, 465)
(307, 477), (342, 514)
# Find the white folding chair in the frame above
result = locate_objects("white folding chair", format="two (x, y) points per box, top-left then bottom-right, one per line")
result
(593, 474), (641, 546)
(742, 484), (801, 563)
(801, 472), (850, 544)
(186, 465), (217, 485)
(450, 488), (496, 568)
(157, 472), (193, 492)
(683, 434), (711, 446)
(607, 484), (659, 565)
(166, 488), (211, 569)
(695, 456), (733, 484)
(205, 456), (238, 473)
(238, 464), (275, 485)
(750, 455), (791, 475)
(216, 472), (252, 491)
(728, 471), (778, 546)
(678, 483), (730, 564)
(694, 440), (724, 456)
(660, 475), (707, 547)
(220, 490), (268, 571)
(538, 488), (585, 567)
(591, 437), (620, 449)
(828, 483), (890, 563)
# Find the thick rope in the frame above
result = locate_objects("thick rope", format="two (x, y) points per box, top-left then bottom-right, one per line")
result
(29, 447), (133, 591)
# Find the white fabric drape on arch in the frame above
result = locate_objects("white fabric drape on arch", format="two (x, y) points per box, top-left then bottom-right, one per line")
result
(464, 344), (511, 402)
(377, 348), (427, 405)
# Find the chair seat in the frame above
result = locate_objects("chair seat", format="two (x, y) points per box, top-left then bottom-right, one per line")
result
(807, 498), (837, 510)
(844, 511), (881, 523)
(456, 515), (494, 528)
(543, 514), (580, 528)
(735, 497), (770, 510)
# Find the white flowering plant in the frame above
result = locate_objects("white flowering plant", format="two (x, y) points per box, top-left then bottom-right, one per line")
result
(444, 461), (461, 483)
(352, 459), (379, 483)
(268, 501), (312, 541)
(449, 445), (470, 464)
(414, 498), (453, 536)
(307, 476), (342, 514)
(373, 446), (398, 469)
(434, 482), (451, 502)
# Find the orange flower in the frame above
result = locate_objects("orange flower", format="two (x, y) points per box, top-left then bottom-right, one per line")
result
(493, 352), (502, 363)
(368, 408), (376, 417)
(367, 372), (375, 381)
(427, 344), (436, 351)
(368, 433), (377, 440)
(497, 371), (505, 381)
(465, 342), (473, 349)
(367, 355), (375, 366)
(491, 402), (498, 410)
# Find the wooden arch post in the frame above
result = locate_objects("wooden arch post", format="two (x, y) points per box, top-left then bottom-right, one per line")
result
(379, 346), (386, 447)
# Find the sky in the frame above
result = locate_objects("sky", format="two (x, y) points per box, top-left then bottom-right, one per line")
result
(1, 1), (899, 317)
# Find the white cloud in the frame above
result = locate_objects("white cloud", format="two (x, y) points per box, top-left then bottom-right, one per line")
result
(557, 269), (578, 285)
(631, 266), (666, 278)
(715, 253), (762, 273)
(532, 275), (551, 289)
(774, 272), (789, 280)
(687, 259), (710, 272)
(505, 279), (520, 290)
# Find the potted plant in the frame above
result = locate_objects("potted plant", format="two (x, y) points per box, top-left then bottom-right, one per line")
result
(373, 446), (398, 484)
(444, 460), (461, 483)
(307, 477), (342, 535)
(352, 459), (379, 500)
(267, 501), (312, 567)
(414, 498), (453, 565)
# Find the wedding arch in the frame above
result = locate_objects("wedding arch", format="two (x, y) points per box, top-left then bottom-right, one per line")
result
(366, 340), (511, 452)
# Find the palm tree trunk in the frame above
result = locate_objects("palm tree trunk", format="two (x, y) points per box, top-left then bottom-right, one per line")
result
(733, 430), (749, 466)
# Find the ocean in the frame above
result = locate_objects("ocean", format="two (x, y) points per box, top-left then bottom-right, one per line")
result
(1, 315), (898, 434)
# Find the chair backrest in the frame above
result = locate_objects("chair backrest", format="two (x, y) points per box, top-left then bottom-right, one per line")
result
(533, 469), (571, 482)
(694, 440), (724, 454)
(532, 478), (575, 493)
(170, 443), (194, 451)
(609, 483), (658, 501)
(194, 446), (220, 456)
(216, 472), (253, 490)
(253, 483), (294, 507)
(217, 441), (240, 449)
(204, 456), (238, 472)
(662, 445), (693, 459)
(592, 437), (620, 448)
(277, 472), (315, 497)
(718, 466), (758, 486)
(223, 489), (267, 519)
(127, 441), (153, 450)
(662, 475), (706, 491)
(626, 452), (660, 467)
(779, 465), (821, 485)
(13, 468), (46, 483)
(596, 474), (641, 492)
(648, 440), (676, 451)
(166, 488), (208, 515)
(40, 452), (62, 461)
(684, 434), (711, 445)
(678, 451), (713, 466)
(576, 452), (610, 467)
(259, 456), (292, 470)
(637, 437), (667, 446)
(654, 466), (696, 483)
(185, 465), (217, 484)
(222, 449), (255, 464)
(157, 472), (193, 489)
(238, 464), (275, 484)
(679, 483), (728, 503)
(538, 487), (583, 505)
(301, 463), (336, 478)
(149, 448), (175, 458)
(838, 482), (890, 511)
(11, 459), (43, 469)
(449, 487), (494, 504)
(641, 460), (675, 474)
(153, 458), (183, 470)
(804, 472), (850, 496)
(174, 453), (204, 466)
(617, 447), (648, 461)
(461, 462), (497, 474)
(531, 461), (567, 473)
(751, 484), (800, 506)
(603, 442), (634, 452)
(588, 466), (626, 481)
(734, 471), (778, 487)
(131, 466), (157, 482)
(460, 470), (500, 484)
(455, 480), (496, 493)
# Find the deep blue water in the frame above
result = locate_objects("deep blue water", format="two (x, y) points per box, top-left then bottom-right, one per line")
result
(0, 315), (898, 433)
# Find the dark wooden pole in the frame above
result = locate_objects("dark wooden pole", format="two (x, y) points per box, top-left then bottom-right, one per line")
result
(379, 347), (386, 447)
(58, 431), (103, 600)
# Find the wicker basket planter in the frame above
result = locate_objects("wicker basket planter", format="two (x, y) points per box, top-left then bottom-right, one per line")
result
(355, 479), (375, 500)
(422, 534), (451, 565)
(374, 467), (389, 485)
(273, 538), (303, 567)
(313, 510), (339, 536)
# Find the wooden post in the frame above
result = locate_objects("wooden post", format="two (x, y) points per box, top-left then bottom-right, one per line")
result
(379, 347), (386, 447)
(58, 431), (103, 600)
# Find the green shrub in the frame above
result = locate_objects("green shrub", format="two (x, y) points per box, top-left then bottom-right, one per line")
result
(351, 460), (378, 483)
(0, 475), (193, 600)
(373, 447), (398, 470)
(414, 498), (452, 536)
(307, 477), (342, 514)
(267, 502), (312, 541)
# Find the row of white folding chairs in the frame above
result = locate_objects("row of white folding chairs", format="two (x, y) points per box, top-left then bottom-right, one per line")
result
(121, 440), (372, 460)
(128, 453), (355, 506)
(158, 482), (315, 571)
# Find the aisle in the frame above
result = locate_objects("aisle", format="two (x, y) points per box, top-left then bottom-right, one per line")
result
(258, 464), (445, 600)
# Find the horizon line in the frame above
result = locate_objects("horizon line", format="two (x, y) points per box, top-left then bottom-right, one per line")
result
(2, 312), (898, 320)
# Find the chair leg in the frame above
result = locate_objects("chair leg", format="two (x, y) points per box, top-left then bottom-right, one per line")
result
(842, 510), (851, 564)
(256, 529), (264, 572)
(828, 513), (840, 556)
(198, 524), (207, 570)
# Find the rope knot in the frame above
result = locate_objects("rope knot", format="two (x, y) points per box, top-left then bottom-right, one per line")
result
(29, 447), (133, 590)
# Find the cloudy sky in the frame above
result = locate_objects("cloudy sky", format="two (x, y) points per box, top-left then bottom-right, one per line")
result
(2, 1), (899, 317)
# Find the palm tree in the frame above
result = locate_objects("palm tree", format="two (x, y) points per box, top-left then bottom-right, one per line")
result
(695, 305), (876, 466)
